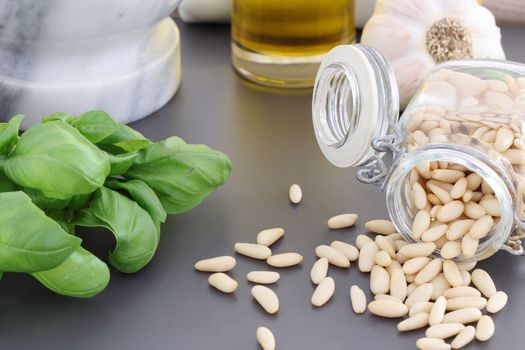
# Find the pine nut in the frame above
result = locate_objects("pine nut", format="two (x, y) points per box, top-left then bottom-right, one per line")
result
(310, 258), (328, 285)
(397, 312), (429, 332)
(461, 234), (478, 258)
(330, 241), (359, 261)
(431, 169), (465, 183)
(426, 323), (465, 339)
(450, 178), (468, 199)
(430, 273), (451, 300)
(403, 257), (432, 275)
(399, 243), (437, 258)
(437, 201), (464, 223)
(251, 285), (279, 314)
(316, 245), (350, 268)
(421, 225), (448, 242)
(413, 182), (428, 209)
(444, 287), (481, 299)
(368, 300), (409, 318)
(429, 296), (447, 326)
(413, 210), (431, 239)
(416, 338), (451, 350)
(194, 256), (236, 272)
(257, 228), (284, 247)
(247, 271), (280, 284)
(289, 184), (302, 204)
(451, 326), (476, 349)
(468, 215), (493, 239)
(446, 296), (487, 311)
(475, 315), (495, 341)
(365, 220), (397, 235)
(370, 265), (390, 295)
(327, 213), (358, 229)
(311, 277), (335, 307)
(466, 173), (482, 191)
(495, 126), (514, 152)
(358, 241), (379, 272)
(486, 291), (508, 313)
(266, 252), (303, 267)
(443, 260), (463, 288)
(256, 327), (275, 350)
(446, 220), (474, 240)
(409, 301), (434, 316)
(350, 285), (367, 314)
(428, 183), (453, 204)
(208, 273), (238, 293)
(405, 283), (434, 308)
(415, 258), (443, 285)
(464, 202), (486, 220)
(234, 243), (272, 260)
(375, 250), (392, 267)
(442, 307), (482, 324)
(390, 269), (408, 301)
(479, 198), (501, 217)
(440, 241), (462, 259)
(471, 269), (497, 298)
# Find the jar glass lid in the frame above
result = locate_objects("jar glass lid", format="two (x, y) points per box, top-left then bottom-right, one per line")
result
(312, 44), (399, 168)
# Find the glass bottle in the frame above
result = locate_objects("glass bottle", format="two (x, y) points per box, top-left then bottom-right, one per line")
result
(312, 44), (525, 261)
(231, 0), (355, 88)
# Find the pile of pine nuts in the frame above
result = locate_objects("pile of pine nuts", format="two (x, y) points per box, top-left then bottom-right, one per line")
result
(194, 184), (508, 350)
(408, 162), (501, 259)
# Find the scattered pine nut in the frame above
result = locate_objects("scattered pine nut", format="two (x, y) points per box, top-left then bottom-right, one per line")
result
(194, 256), (236, 272)
(208, 273), (238, 293)
(310, 258), (328, 285)
(257, 228), (284, 247)
(289, 184), (302, 204)
(311, 277), (335, 307)
(266, 252), (303, 268)
(234, 243), (272, 260)
(350, 285), (367, 314)
(251, 285), (279, 314)
(365, 220), (397, 235)
(327, 213), (358, 229)
(247, 271), (280, 284)
(256, 327), (275, 350)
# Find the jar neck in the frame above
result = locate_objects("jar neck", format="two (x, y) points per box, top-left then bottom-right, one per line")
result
(312, 44), (399, 168)
(386, 144), (517, 261)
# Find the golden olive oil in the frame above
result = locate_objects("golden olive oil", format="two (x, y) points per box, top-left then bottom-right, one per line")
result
(232, 0), (355, 87)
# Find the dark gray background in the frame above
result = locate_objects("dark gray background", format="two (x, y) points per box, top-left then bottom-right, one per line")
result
(1, 20), (525, 350)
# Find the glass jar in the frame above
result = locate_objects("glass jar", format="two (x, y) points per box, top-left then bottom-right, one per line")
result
(312, 44), (525, 261)
(231, 0), (355, 88)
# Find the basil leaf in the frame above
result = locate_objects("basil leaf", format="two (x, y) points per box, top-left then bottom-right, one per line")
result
(46, 210), (75, 234)
(32, 247), (110, 298)
(0, 166), (19, 193)
(0, 191), (81, 272)
(0, 114), (23, 156)
(41, 112), (73, 124)
(24, 187), (71, 210)
(106, 178), (167, 223)
(75, 187), (159, 273)
(71, 110), (120, 143)
(4, 121), (110, 199)
(97, 124), (151, 154)
(106, 152), (138, 176)
(124, 136), (232, 214)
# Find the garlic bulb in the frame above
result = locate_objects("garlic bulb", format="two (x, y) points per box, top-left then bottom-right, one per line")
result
(361, 0), (505, 108)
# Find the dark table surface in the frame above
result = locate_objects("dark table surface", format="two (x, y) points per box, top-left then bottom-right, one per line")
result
(2, 20), (525, 350)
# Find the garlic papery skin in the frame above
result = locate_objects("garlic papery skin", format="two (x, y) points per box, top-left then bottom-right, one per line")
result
(361, 0), (505, 109)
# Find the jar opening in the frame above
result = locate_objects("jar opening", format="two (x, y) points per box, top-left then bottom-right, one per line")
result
(314, 63), (357, 149)
(386, 144), (515, 261)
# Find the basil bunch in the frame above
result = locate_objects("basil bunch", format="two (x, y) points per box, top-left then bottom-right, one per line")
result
(0, 111), (231, 298)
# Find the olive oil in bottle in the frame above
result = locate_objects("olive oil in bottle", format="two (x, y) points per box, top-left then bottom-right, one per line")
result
(232, 0), (355, 88)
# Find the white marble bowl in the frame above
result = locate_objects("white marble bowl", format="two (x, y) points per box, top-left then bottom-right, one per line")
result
(0, 1), (182, 127)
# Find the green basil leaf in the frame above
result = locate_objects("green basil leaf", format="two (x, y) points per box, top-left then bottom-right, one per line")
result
(46, 210), (75, 234)
(0, 191), (81, 272)
(24, 187), (71, 210)
(4, 121), (110, 199)
(106, 152), (138, 176)
(97, 124), (151, 154)
(124, 136), (232, 214)
(71, 110), (120, 143)
(106, 179), (167, 223)
(0, 166), (19, 193)
(32, 246), (110, 298)
(75, 187), (159, 273)
(0, 114), (23, 156)
(41, 112), (73, 124)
